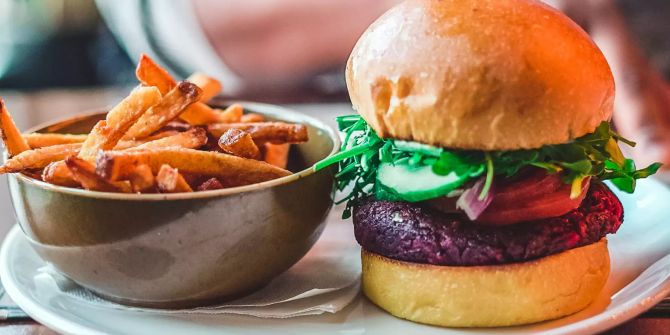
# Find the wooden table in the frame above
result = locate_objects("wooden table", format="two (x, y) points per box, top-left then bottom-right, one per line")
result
(0, 88), (667, 335)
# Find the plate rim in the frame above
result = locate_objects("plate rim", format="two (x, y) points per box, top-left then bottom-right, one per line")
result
(2, 178), (670, 335)
(0, 225), (108, 335)
(541, 253), (670, 335)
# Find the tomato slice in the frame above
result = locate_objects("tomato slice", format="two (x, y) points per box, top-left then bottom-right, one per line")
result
(491, 169), (565, 203)
(476, 172), (590, 226)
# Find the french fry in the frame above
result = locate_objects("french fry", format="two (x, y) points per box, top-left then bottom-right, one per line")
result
(114, 130), (179, 150)
(79, 86), (161, 158)
(38, 131), (179, 187)
(145, 130), (180, 140)
(181, 104), (229, 125)
(186, 72), (222, 102)
(128, 164), (155, 193)
(135, 54), (235, 125)
(196, 178), (224, 191)
(0, 143), (80, 174)
(240, 113), (265, 123)
(156, 164), (193, 193)
(1, 54), (304, 194)
(218, 129), (260, 159)
(161, 120), (192, 132)
(43, 161), (79, 187)
(105, 86), (162, 134)
(85, 122), (178, 153)
(131, 128), (208, 150)
(0, 98), (30, 156)
(77, 121), (108, 159)
(97, 148), (291, 184)
(214, 104), (243, 123)
(207, 122), (308, 144)
(123, 82), (202, 140)
(22, 169), (44, 181)
(24, 133), (87, 148)
(65, 156), (132, 193)
(263, 143), (290, 169)
(136, 54), (174, 94)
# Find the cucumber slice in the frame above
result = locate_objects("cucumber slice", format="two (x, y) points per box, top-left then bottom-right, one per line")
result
(393, 140), (443, 157)
(376, 162), (469, 202)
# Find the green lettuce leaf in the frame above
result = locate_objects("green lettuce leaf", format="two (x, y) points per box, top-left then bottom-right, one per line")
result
(314, 115), (662, 218)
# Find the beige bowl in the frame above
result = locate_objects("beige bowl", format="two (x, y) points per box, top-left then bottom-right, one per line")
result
(7, 102), (338, 308)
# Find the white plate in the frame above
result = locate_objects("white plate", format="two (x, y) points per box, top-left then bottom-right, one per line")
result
(2, 179), (670, 335)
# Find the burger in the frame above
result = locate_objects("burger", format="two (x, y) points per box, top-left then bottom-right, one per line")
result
(314, 0), (662, 328)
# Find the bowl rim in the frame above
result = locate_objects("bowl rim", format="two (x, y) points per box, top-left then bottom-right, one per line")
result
(10, 101), (340, 201)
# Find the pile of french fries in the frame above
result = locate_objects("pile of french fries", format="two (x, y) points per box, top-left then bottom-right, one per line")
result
(0, 54), (309, 193)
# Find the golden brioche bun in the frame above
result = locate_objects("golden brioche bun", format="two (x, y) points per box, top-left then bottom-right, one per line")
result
(361, 239), (610, 327)
(346, 0), (614, 150)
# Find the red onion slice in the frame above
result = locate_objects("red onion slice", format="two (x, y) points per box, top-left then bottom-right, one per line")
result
(456, 178), (494, 221)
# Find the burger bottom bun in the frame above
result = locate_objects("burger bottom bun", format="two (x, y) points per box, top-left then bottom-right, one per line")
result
(361, 239), (610, 327)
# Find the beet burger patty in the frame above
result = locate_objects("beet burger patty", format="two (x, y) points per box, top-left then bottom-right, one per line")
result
(353, 181), (623, 266)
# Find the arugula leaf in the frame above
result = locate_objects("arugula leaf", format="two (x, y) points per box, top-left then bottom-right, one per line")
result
(634, 162), (662, 178)
(559, 160), (592, 174)
(479, 153), (494, 200)
(315, 115), (662, 218)
(530, 162), (562, 173)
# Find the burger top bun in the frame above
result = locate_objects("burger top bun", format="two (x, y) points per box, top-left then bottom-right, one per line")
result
(346, 0), (615, 150)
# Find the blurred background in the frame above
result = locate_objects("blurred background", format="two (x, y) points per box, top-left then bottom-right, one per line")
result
(0, 0), (668, 98)
(0, 0), (130, 89)
(2, 0), (669, 165)
(1, 0), (670, 164)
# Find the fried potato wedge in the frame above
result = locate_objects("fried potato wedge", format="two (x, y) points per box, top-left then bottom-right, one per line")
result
(0, 143), (80, 174)
(77, 121), (108, 159)
(65, 156), (132, 193)
(156, 164), (193, 193)
(186, 72), (222, 102)
(43, 161), (79, 187)
(24, 133), (87, 148)
(105, 86), (162, 134)
(240, 113), (265, 123)
(97, 148), (291, 184)
(263, 143), (290, 169)
(196, 177), (224, 191)
(128, 164), (156, 193)
(161, 121), (192, 132)
(214, 104), (243, 123)
(0, 98), (30, 156)
(136, 54), (223, 126)
(114, 130), (179, 150)
(37, 130), (181, 187)
(179, 104), (225, 125)
(131, 128), (208, 150)
(207, 122), (308, 144)
(218, 128), (260, 159)
(79, 86), (161, 158)
(124, 82), (202, 140)
(1, 54), (306, 195)
(136, 54), (174, 94)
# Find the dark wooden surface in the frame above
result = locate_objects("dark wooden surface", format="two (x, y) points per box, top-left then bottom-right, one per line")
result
(2, 318), (668, 335)
(0, 89), (667, 334)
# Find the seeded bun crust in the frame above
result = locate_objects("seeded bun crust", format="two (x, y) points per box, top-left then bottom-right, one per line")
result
(361, 239), (610, 327)
(346, 0), (615, 150)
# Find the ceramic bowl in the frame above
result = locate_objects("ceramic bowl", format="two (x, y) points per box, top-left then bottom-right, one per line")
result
(7, 102), (338, 308)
